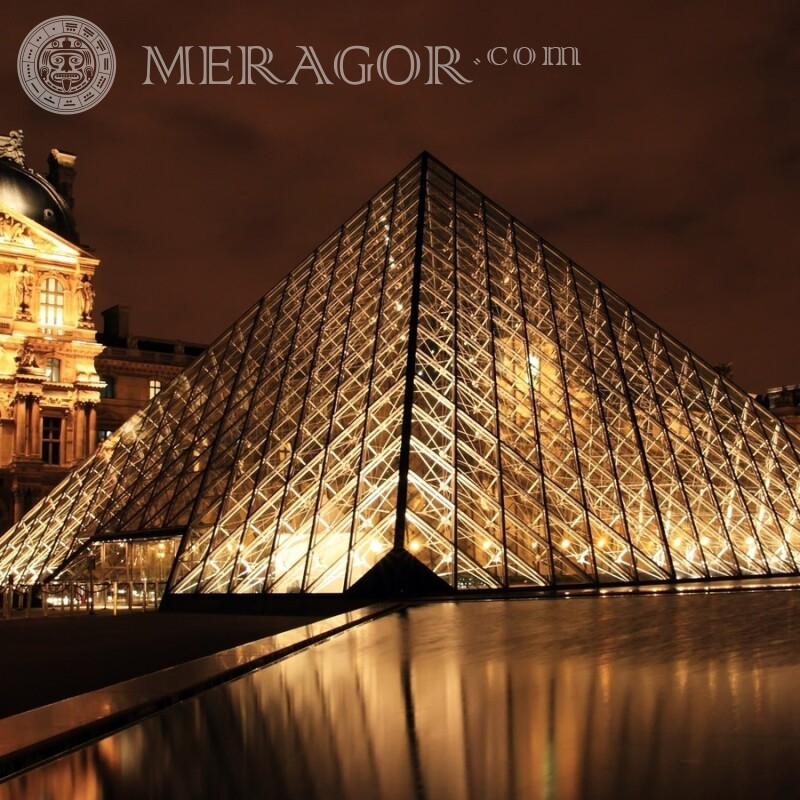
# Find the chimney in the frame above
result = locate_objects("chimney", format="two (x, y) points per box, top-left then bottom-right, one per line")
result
(102, 305), (131, 340)
(47, 149), (77, 210)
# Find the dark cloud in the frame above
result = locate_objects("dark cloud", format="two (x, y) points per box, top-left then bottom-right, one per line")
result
(1, 0), (798, 390)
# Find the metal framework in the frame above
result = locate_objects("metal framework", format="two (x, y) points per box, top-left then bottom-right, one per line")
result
(1, 152), (800, 594)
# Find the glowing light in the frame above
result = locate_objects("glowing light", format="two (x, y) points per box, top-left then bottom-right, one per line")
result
(527, 353), (540, 387)
(409, 540), (421, 553)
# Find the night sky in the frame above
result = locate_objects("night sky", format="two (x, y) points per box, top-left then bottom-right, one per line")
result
(2, 1), (798, 392)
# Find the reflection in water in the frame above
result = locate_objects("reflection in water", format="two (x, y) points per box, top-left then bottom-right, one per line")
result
(4, 592), (800, 799)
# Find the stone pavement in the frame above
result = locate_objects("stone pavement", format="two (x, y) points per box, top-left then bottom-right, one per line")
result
(0, 611), (319, 718)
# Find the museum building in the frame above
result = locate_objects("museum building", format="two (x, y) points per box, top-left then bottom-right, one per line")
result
(0, 131), (103, 530)
(0, 132), (205, 534)
(1, 151), (799, 607)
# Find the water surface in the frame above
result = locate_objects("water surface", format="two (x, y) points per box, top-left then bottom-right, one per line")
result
(4, 591), (800, 799)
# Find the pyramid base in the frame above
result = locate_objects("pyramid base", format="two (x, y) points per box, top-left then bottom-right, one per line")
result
(159, 591), (375, 616)
(158, 550), (453, 614)
(345, 548), (453, 599)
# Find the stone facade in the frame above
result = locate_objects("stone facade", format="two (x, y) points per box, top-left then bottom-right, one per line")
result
(0, 134), (102, 530)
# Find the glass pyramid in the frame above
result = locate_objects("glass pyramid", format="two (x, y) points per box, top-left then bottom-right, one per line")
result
(2, 152), (800, 596)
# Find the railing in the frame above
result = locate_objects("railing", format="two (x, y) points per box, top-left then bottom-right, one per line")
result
(1, 580), (168, 618)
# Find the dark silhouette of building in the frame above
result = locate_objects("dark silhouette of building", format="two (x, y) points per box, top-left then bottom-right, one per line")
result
(757, 386), (800, 433)
(96, 304), (205, 440)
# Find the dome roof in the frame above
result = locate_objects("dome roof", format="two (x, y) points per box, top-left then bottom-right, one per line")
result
(0, 156), (79, 244)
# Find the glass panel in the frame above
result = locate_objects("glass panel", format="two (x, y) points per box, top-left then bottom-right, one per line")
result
(2, 153), (800, 596)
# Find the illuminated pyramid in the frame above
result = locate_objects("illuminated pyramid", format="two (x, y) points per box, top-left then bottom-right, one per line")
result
(2, 152), (800, 601)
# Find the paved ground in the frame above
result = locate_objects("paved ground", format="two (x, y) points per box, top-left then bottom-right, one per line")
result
(0, 611), (320, 719)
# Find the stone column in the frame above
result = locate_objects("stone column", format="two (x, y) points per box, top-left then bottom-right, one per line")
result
(11, 484), (22, 524)
(73, 402), (85, 461)
(14, 396), (27, 456)
(87, 403), (97, 453)
(29, 396), (41, 457)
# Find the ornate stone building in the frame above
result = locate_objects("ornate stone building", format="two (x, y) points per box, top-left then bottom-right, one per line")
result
(0, 131), (103, 530)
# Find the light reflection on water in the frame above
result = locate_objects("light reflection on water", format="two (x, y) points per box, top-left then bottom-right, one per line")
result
(4, 592), (800, 799)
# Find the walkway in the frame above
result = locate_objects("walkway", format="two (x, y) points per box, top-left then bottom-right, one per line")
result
(0, 611), (320, 718)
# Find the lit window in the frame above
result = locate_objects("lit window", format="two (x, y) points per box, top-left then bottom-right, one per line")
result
(42, 417), (62, 465)
(39, 278), (65, 327)
(149, 379), (162, 399)
(44, 357), (61, 382)
(100, 376), (114, 399)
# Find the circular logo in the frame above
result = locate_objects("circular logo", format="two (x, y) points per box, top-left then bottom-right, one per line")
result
(17, 16), (116, 114)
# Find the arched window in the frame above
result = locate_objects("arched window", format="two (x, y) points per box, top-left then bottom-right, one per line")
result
(45, 357), (61, 382)
(39, 278), (65, 326)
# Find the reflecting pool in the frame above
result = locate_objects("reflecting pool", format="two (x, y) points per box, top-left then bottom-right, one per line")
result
(4, 591), (800, 799)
